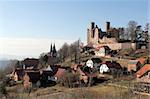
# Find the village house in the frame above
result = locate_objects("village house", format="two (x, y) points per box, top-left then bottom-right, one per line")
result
(10, 58), (39, 82)
(101, 61), (122, 74)
(40, 64), (69, 87)
(11, 68), (24, 82)
(41, 65), (59, 86)
(23, 69), (41, 88)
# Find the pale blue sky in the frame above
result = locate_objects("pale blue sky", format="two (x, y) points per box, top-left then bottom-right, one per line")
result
(0, 0), (149, 59)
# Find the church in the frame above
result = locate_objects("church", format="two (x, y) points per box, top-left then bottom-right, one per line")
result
(47, 44), (58, 65)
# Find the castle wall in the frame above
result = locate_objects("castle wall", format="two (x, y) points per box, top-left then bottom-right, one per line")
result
(98, 37), (117, 44)
(97, 43), (136, 50)
(121, 43), (136, 50)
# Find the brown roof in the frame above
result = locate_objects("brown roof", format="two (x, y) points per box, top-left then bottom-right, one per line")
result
(42, 65), (69, 77)
(23, 58), (39, 69)
(105, 61), (122, 69)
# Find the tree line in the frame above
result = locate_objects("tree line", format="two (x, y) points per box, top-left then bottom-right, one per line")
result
(119, 21), (149, 42)
(57, 21), (150, 63)
(58, 39), (82, 64)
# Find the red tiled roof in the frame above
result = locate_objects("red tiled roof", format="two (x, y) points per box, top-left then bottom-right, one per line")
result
(136, 64), (150, 78)
(54, 68), (66, 78)
(137, 58), (146, 65)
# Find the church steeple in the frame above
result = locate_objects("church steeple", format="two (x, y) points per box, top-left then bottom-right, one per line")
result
(52, 43), (57, 57)
(47, 43), (58, 65)
(53, 44), (56, 53)
(50, 44), (53, 53)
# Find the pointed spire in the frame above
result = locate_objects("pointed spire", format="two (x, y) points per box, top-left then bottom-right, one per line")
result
(53, 43), (56, 53)
(49, 43), (53, 57)
(50, 43), (53, 53)
(52, 43), (57, 57)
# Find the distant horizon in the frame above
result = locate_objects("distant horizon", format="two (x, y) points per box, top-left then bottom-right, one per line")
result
(0, 37), (77, 60)
(0, 0), (149, 60)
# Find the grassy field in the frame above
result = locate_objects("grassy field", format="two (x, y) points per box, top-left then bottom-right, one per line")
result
(4, 82), (150, 99)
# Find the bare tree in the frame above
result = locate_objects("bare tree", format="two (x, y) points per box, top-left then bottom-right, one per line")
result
(69, 39), (81, 63)
(58, 39), (82, 63)
(144, 23), (150, 32)
(144, 23), (150, 42)
(135, 25), (149, 42)
(58, 43), (70, 62)
(124, 28), (130, 40)
(39, 53), (48, 68)
(127, 21), (138, 42)
(135, 25), (143, 41)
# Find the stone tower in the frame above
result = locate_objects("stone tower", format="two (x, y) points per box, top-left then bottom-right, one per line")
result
(87, 22), (101, 45)
(87, 22), (95, 44)
(87, 22), (112, 45)
(106, 22), (110, 33)
(94, 25), (100, 44)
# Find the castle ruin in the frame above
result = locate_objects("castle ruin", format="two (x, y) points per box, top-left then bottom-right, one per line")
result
(87, 22), (136, 50)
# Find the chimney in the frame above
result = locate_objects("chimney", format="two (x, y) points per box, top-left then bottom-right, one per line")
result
(90, 22), (95, 29)
(106, 22), (110, 33)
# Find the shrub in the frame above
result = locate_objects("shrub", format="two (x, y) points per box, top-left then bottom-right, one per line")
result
(58, 71), (80, 88)
(0, 70), (5, 80)
(0, 81), (7, 98)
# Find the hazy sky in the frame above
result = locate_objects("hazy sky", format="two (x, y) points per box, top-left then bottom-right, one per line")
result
(0, 0), (149, 60)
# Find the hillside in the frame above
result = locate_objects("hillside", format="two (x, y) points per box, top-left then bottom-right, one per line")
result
(6, 82), (150, 99)
(0, 60), (11, 69)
